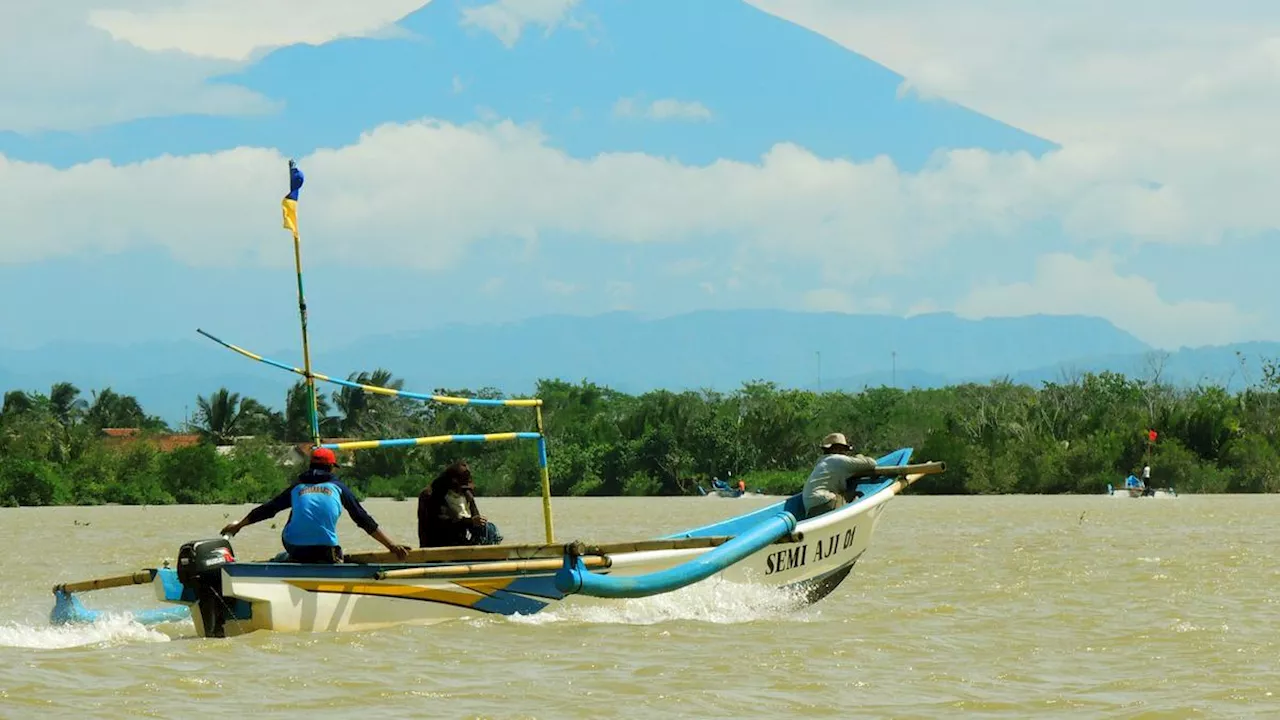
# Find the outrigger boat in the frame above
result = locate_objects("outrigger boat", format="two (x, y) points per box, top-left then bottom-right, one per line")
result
(49, 162), (945, 637)
(1107, 475), (1178, 499)
(696, 477), (758, 497)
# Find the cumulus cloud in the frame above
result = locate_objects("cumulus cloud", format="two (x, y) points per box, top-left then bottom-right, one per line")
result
(0, 1), (274, 133)
(803, 289), (891, 314)
(2, 118), (1271, 278)
(614, 97), (714, 122)
(954, 253), (1255, 348)
(90, 0), (429, 62)
(748, 0), (1280, 242)
(460, 0), (581, 48)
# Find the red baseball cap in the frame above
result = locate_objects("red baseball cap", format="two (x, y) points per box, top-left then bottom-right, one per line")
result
(310, 447), (337, 466)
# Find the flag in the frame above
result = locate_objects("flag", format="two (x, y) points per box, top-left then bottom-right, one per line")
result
(282, 161), (305, 239)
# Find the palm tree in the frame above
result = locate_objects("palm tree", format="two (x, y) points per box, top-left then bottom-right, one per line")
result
(194, 388), (244, 445)
(86, 388), (147, 429)
(48, 382), (87, 428)
(333, 369), (408, 436)
(285, 381), (335, 442)
(1, 390), (34, 418)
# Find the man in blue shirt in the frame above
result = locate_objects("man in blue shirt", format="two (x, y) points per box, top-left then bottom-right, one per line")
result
(220, 447), (410, 563)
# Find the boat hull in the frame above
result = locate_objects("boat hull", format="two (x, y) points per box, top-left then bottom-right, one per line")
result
(150, 448), (921, 637)
(1106, 487), (1178, 499)
(159, 483), (902, 637)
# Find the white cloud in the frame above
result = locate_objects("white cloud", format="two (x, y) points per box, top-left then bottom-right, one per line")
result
(804, 289), (891, 314)
(3, 117), (1275, 278)
(544, 279), (578, 295)
(0, 1), (275, 133)
(646, 99), (714, 122)
(89, 0), (429, 62)
(614, 97), (714, 122)
(804, 289), (854, 313)
(954, 253), (1255, 349)
(747, 0), (1280, 245)
(460, 0), (580, 48)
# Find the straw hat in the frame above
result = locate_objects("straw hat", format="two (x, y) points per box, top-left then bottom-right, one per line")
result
(821, 432), (850, 450)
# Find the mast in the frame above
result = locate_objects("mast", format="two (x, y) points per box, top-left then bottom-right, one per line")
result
(282, 159), (321, 447)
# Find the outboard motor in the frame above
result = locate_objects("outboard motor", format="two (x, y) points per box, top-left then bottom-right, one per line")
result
(177, 538), (236, 638)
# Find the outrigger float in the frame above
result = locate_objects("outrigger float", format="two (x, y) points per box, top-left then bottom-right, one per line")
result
(50, 162), (945, 637)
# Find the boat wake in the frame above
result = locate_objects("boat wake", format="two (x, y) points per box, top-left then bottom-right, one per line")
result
(0, 614), (172, 650)
(505, 579), (819, 627)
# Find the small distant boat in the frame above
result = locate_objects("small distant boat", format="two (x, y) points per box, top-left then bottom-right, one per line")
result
(696, 477), (757, 498)
(1107, 475), (1178, 499)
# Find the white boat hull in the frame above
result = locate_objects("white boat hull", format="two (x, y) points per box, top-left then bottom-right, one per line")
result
(1107, 487), (1178, 499)
(156, 477), (906, 637)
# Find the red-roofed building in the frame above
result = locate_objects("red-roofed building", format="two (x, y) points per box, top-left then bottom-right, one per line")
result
(99, 428), (202, 452)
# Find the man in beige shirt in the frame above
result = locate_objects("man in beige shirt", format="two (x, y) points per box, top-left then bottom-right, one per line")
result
(802, 433), (877, 519)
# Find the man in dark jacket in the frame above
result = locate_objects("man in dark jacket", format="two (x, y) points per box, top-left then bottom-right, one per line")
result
(417, 461), (503, 548)
(221, 447), (410, 563)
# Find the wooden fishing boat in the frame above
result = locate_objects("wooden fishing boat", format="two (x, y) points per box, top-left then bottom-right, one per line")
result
(49, 161), (945, 636)
(52, 450), (940, 637)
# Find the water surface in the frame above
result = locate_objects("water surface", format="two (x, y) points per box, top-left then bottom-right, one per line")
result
(1, 495), (1277, 718)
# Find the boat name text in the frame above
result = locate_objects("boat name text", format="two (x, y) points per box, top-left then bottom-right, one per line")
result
(764, 527), (857, 575)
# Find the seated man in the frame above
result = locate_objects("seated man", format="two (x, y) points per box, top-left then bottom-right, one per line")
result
(417, 461), (503, 548)
(221, 447), (410, 563)
(801, 433), (878, 519)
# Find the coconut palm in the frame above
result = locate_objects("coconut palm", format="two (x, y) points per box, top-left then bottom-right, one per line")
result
(194, 388), (245, 445)
(85, 388), (148, 429)
(48, 382), (87, 428)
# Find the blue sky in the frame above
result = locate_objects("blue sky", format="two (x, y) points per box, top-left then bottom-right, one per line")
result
(1, 0), (1278, 352)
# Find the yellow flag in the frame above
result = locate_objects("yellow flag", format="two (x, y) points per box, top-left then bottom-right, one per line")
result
(282, 197), (299, 239)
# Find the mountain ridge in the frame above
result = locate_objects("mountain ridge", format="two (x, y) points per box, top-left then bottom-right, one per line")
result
(0, 309), (1212, 425)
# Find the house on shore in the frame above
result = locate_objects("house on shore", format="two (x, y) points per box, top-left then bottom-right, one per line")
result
(98, 429), (358, 467)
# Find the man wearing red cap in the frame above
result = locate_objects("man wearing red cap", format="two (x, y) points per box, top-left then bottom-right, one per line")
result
(220, 446), (410, 563)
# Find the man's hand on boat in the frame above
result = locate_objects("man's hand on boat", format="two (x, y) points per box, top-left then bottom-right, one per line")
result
(371, 528), (412, 560)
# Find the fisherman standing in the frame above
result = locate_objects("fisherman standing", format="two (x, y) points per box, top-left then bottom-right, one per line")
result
(802, 433), (878, 519)
(221, 447), (410, 563)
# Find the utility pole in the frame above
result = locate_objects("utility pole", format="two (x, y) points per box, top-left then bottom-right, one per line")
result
(891, 351), (897, 389)
(816, 351), (822, 392)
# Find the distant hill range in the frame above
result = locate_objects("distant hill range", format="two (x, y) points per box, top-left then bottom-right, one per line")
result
(1, 310), (1276, 425)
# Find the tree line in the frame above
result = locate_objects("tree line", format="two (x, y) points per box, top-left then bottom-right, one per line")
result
(2, 359), (1279, 507)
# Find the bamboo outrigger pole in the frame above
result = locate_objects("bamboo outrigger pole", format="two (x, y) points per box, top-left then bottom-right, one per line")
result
(282, 159), (321, 448)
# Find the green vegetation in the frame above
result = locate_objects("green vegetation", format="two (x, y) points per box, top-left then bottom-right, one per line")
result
(3, 361), (1280, 507)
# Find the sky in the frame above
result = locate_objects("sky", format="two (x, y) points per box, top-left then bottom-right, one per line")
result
(2, 0), (1278, 352)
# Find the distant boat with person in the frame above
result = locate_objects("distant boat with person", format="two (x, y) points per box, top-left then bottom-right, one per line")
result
(1106, 473), (1178, 499)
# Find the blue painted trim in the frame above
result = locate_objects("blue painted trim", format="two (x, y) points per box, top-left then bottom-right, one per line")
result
(555, 511), (798, 598)
(50, 588), (191, 626)
(471, 591), (549, 615)
(537, 436), (548, 469)
(504, 575), (567, 601)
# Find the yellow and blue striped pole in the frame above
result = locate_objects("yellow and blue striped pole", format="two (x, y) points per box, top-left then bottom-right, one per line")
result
(320, 432), (542, 452)
(536, 405), (554, 543)
(195, 329), (543, 408)
(282, 160), (320, 447)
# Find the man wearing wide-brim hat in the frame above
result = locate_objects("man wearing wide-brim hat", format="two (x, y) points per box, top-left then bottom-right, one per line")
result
(802, 432), (877, 519)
